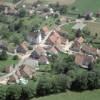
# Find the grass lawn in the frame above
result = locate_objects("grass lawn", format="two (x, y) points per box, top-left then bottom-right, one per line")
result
(32, 89), (100, 100)
(85, 22), (100, 42)
(61, 23), (74, 32)
(71, 0), (100, 14)
(0, 56), (18, 72)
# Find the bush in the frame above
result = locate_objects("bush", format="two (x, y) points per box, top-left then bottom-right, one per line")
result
(13, 55), (19, 60)
(28, 46), (33, 50)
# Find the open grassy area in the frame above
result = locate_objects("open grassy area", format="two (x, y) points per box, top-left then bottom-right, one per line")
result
(85, 22), (100, 41)
(71, 0), (100, 13)
(0, 56), (18, 71)
(61, 23), (74, 32)
(32, 90), (100, 100)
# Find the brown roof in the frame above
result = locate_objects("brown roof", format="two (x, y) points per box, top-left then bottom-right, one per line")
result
(8, 74), (19, 82)
(49, 31), (62, 45)
(20, 65), (35, 79)
(39, 55), (49, 64)
(75, 53), (94, 68)
(17, 42), (28, 53)
(35, 46), (46, 56)
(82, 44), (97, 55)
(42, 26), (49, 35)
(20, 42), (28, 50)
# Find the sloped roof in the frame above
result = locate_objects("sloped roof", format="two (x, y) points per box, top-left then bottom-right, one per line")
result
(82, 44), (97, 55)
(39, 55), (49, 64)
(75, 53), (94, 68)
(49, 31), (62, 45)
(20, 65), (35, 78)
(35, 46), (46, 56)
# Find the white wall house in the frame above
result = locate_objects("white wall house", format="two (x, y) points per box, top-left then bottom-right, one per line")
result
(27, 31), (43, 44)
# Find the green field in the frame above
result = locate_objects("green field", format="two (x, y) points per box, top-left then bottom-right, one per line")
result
(32, 90), (100, 100)
(84, 22), (100, 43)
(61, 23), (74, 32)
(71, 0), (100, 13)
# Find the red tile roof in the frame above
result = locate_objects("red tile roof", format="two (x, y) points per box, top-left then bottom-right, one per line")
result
(49, 31), (62, 45)
(20, 65), (34, 79)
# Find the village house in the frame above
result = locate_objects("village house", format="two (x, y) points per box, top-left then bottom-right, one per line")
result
(27, 31), (42, 44)
(23, 58), (39, 68)
(19, 65), (36, 79)
(31, 46), (46, 59)
(8, 73), (19, 84)
(46, 30), (68, 53)
(47, 30), (65, 45)
(75, 53), (94, 68)
(30, 46), (50, 65)
(16, 41), (28, 54)
(39, 55), (49, 65)
(81, 44), (97, 56)
(4, 6), (18, 15)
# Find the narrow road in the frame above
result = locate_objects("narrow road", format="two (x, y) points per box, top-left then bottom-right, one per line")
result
(41, 30), (53, 44)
